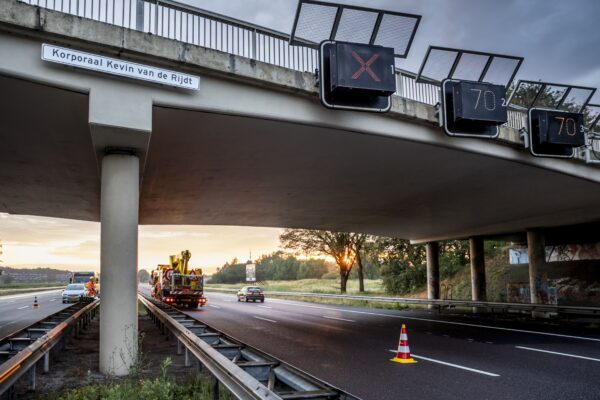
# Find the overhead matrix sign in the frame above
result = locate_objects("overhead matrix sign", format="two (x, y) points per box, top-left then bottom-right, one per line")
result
(41, 44), (200, 90)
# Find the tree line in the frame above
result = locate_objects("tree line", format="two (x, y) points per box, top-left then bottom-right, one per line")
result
(208, 229), (505, 295)
(209, 251), (333, 283)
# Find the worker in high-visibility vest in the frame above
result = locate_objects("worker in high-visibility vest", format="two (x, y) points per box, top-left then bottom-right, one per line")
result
(86, 277), (97, 298)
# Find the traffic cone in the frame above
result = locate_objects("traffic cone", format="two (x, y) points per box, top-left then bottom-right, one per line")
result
(390, 324), (417, 364)
(32, 296), (39, 308)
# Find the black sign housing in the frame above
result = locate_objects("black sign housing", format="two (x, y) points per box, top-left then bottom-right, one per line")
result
(320, 41), (396, 112)
(528, 108), (585, 158)
(442, 79), (508, 138)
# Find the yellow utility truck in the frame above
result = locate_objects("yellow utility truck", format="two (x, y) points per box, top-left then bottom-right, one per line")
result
(150, 250), (206, 309)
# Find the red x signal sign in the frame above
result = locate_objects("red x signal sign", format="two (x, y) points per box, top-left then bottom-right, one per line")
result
(351, 51), (381, 82)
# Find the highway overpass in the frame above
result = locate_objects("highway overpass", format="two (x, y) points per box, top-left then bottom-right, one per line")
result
(1, 0), (599, 375)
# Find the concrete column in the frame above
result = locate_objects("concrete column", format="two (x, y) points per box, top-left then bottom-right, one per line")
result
(99, 153), (140, 376)
(527, 230), (547, 318)
(469, 237), (486, 312)
(426, 242), (440, 310)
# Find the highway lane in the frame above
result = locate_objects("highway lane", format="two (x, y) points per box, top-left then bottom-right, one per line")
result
(180, 291), (600, 400)
(0, 289), (70, 339)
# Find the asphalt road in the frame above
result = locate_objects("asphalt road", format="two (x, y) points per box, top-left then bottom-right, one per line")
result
(0, 289), (70, 339)
(174, 291), (600, 400)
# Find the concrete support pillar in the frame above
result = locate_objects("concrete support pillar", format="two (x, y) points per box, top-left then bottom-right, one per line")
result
(177, 339), (183, 355)
(99, 153), (140, 376)
(469, 237), (486, 312)
(527, 230), (547, 318)
(426, 242), (440, 310)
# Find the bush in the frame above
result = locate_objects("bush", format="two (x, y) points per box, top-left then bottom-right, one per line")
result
(381, 261), (426, 294)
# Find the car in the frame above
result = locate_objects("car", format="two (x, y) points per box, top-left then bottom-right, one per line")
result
(62, 283), (87, 303)
(237, 286), (265, 303)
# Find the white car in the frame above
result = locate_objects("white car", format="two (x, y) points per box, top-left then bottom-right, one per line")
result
(62, 284), (87, 303)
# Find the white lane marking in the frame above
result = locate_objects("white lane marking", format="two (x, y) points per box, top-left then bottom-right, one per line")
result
(516, 346), (600, 362)
(17, 306), (29, 310)
(208, 305), (221, 309)
(387, 350), (499, 377)
(322, 315), (355, 323)
(253, 316), (277, 323)
(267, 299), (600, 342)
(49, 299), (56, 302)
(257, 305), (272, 309)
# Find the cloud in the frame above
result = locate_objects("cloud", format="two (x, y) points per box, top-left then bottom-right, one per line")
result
(183, 0), (600, 99)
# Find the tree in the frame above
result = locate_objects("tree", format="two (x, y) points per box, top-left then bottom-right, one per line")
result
(138, 269), (150, 283)
(352, 234), (369, 292)
(371, 237), (427, 294)
(279, 229), (361, 293)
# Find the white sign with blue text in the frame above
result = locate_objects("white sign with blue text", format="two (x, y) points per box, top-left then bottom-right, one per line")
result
(42, 43), (200, 90)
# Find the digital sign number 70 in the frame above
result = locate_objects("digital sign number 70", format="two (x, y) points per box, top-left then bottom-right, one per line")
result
(470, 88), (507, 111)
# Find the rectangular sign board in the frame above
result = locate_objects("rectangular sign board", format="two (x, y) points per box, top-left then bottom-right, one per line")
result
(42, 44), (200, 90)
(329, 42), (396, 96)
(246, 263), (256, 282)
(453, 81), (507, 124)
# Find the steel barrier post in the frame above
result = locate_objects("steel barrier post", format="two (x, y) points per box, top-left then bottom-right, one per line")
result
(212, 376), (219, 400)
(43, 352), (50, 374)
(28, 364), (36, 391)
(184, 347), (191, 367)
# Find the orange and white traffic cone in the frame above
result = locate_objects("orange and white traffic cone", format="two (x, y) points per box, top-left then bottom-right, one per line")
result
(32, 296), (39, 308)
(390, 324), (417, 364)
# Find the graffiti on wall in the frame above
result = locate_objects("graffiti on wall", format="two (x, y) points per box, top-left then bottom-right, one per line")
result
(509, 242), (600, 264)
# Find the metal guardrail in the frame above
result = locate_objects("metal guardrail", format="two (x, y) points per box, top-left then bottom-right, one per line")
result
(0, 299), (100, 396)
(17, 0), (529, 130)
(205, 288), (600, 317)
(139, 294), (360, 400)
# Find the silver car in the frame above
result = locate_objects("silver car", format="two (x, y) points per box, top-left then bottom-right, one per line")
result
(62, 283), (87, 303)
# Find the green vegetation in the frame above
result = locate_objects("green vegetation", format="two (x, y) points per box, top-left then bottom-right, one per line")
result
(210, 251), (335, 284)
(38, 358), (231, 400)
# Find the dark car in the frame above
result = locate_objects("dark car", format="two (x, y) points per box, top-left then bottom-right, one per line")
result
(237, 286), (265, 303)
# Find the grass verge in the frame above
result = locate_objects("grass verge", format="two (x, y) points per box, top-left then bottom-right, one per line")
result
(38, 358), (232, 400)
(207, 278), (386, 296)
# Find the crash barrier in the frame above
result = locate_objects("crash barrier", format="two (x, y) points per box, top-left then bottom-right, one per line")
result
(139, 293), (360, 400)
(205, 288), (600, 317)
(0, 299), (100, 396)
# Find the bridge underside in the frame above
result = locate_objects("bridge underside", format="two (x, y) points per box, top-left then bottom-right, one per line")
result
(2, 74), (600, 242)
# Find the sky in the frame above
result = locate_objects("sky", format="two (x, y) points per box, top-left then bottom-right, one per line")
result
(1, 0), (599, 274)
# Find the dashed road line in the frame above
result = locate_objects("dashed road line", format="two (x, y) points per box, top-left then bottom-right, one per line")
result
(208, 304), (221, 309)
(516, 346), (600, 362)
(253, 316), (277, 323)
(17, 305), (29, 310)
(268, 299), (600, 342)
(387, 350), (499, 377)
(257, 305), (272, 309)
(322, 315), (355, 323)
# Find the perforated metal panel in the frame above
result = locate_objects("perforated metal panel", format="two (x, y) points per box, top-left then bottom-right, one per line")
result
(290, 0), (421, 58)
(416, 46), (523, 88)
